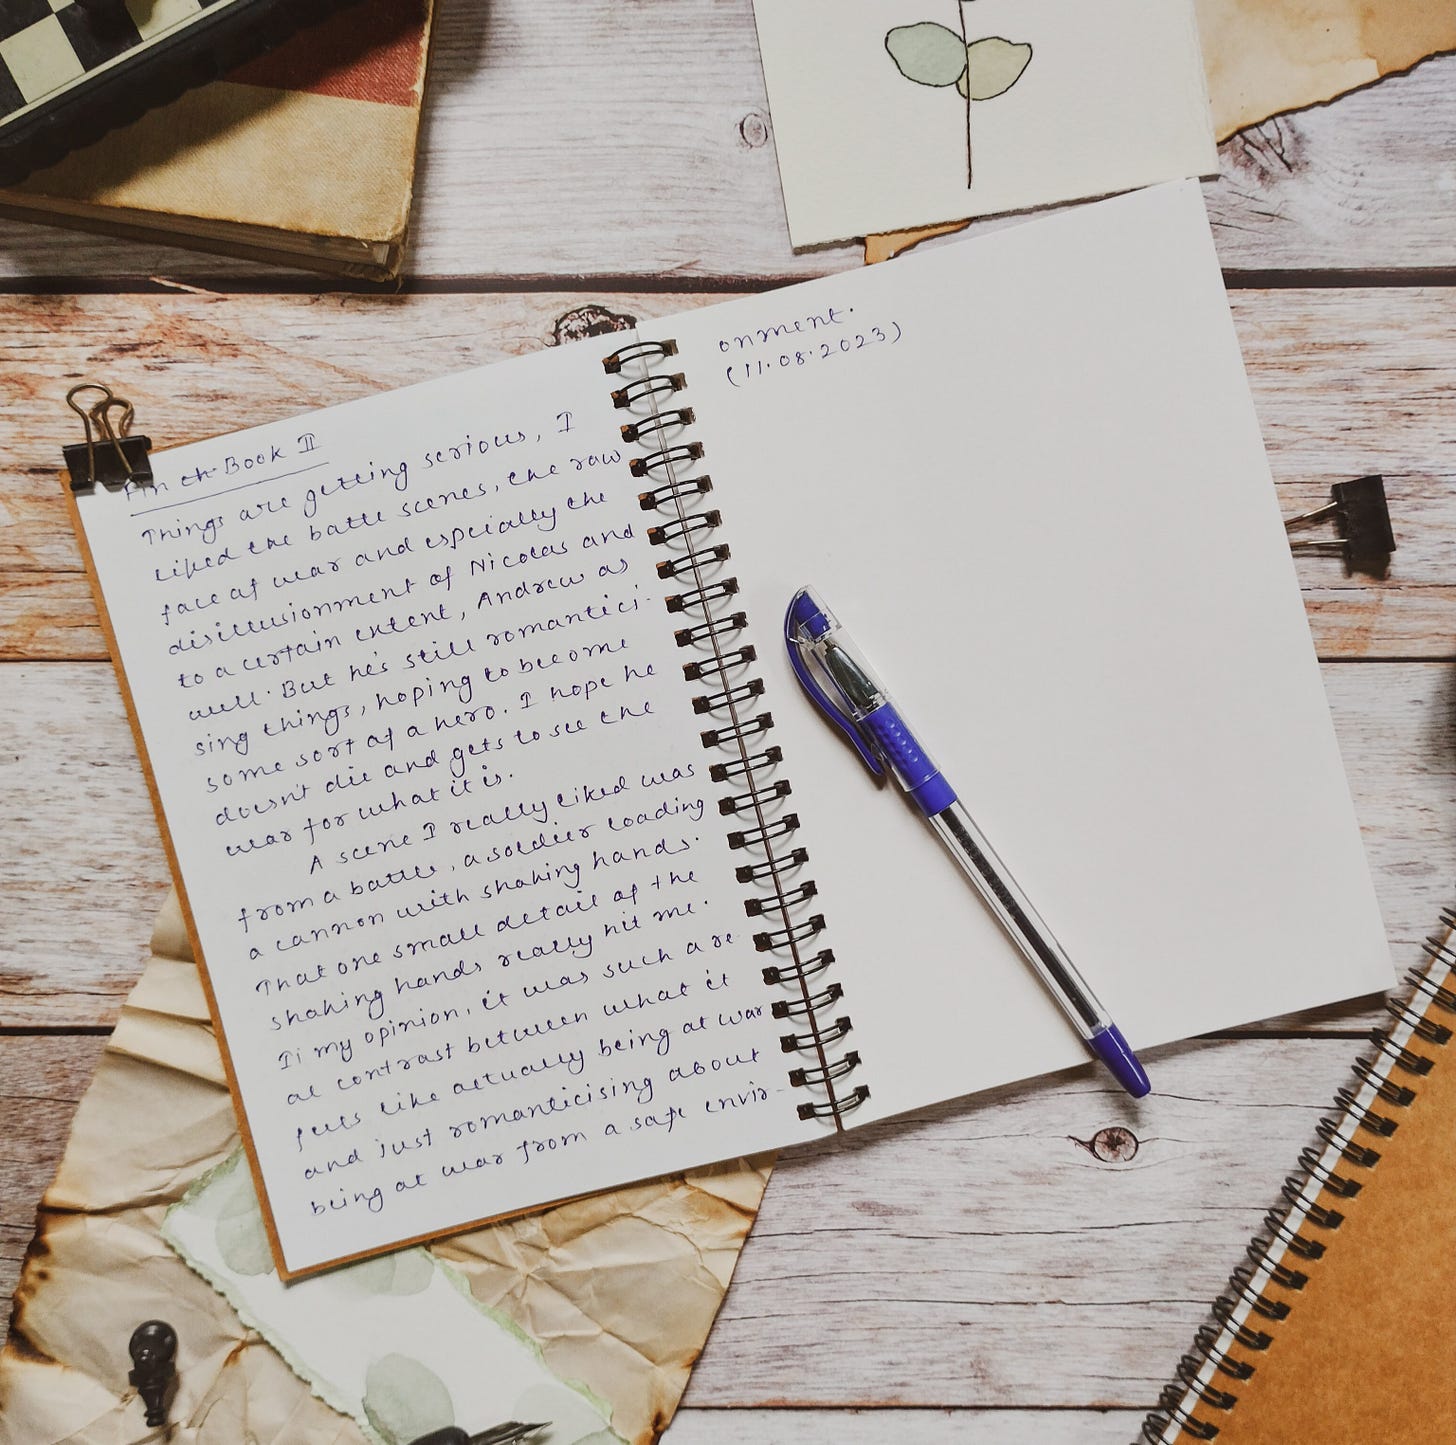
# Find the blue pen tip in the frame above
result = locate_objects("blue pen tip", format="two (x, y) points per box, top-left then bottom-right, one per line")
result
(1089, 1024), (1150, 1099)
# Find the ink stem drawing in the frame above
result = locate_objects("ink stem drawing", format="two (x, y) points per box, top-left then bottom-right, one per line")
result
(885, 13), (1033, 185)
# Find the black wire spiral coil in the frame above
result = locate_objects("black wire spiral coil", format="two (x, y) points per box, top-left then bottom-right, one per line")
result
(602, 337), (869, 1128)
(1139, 909), (1456, 1443)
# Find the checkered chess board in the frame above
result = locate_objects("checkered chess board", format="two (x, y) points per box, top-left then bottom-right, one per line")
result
(0, 0), (235, 120)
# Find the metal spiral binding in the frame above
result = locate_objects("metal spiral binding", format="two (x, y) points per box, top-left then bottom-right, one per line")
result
(1139, 908), (1456, 1443)
(602, 337), (869, 1129)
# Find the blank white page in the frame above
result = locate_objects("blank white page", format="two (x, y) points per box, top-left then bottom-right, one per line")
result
(664, 182), (1392, 1121)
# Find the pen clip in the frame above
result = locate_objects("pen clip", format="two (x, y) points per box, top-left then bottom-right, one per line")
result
(785, 588), (885, 778)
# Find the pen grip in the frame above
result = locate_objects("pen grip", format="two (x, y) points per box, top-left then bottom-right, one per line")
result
(859, 703), (956, 815)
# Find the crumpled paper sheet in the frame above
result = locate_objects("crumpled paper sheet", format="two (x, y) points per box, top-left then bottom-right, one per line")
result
(865, 0), (1456, 263)
(0, 890), (771, 1445)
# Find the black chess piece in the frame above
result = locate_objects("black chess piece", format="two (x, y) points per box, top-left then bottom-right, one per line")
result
(127, 1320), (177, 1429)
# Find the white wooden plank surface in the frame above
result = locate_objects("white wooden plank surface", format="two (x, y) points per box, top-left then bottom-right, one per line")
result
(0, 1037), (106, 1308)
(3, 287), (1454, 662)
(4, 282), (1454, 1025)
(0, 1), (1449, 282)
(665, 1412), (1148, 1445)
(1, 16), (1451, 1431)
(3, 658), (1450, 1029)
(687, 1035), (1364, 1407)
(0, 1032), (1387, 1410)
(1, 665), (171, 1025)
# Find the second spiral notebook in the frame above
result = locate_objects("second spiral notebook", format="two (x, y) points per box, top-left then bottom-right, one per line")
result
(68, 181), (1392, 1278)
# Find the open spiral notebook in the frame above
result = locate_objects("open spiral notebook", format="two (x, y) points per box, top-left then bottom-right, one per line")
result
(67, 182), (1392, 1278)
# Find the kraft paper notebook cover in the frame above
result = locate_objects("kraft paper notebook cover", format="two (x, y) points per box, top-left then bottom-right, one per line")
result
(64, 181), (1392, 1278)
(1144, 910), (1456, 1443)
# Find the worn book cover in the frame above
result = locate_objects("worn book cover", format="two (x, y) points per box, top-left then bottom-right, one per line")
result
(0, 0), (433, 280)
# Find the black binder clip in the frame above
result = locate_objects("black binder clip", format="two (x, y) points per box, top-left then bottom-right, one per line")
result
(127, 1319), (177, 1428)
(407, 1425), (550, 1445)
(1284, 475), (1394, 579)
(63, 382), (152, 493)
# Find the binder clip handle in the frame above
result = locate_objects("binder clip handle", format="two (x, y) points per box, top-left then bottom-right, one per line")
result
(1285, 474), (1393, 579)
(64, 382), (153, 493)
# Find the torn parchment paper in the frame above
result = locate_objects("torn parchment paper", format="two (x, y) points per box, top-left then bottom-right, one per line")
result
(865, 0), (1456, 262)
(0, 890), (770, 1445)
(1197, 0), (1456, 139)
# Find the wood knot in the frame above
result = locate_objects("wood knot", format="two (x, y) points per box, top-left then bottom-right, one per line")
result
(550, 305), (637, 347)
(738, 110), (771, 149)
(1070, 1125), (1139, 1163)
(1222, 116), (1304, 184)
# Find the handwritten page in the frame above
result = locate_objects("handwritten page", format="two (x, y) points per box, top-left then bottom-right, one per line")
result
(74, 341), (805, 1276)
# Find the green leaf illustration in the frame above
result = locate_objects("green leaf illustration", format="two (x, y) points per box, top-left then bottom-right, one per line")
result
(215, 1175), (275, 1278)
(339, 1248), (435, 1298)
(959, 37), (1033, 100)
(362, 1354), (455, 1445)
(885, 22), (969, 87)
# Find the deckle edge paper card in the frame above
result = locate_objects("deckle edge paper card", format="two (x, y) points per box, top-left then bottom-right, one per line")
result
(162, 1151), (624, 1445)
(751, 0), (1219, 247)
(69, 182), (1392, 1280)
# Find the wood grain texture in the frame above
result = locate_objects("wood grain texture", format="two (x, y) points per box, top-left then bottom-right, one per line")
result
(3, 287), (1454, 660)
(0, 3), (1448, 1435)
(4, 659), (1452, 1029)
(0, 1033), (1378, 1408)
(0, 666), (171, 1029)
(0, 1036), (107, 1310)
(666, 1412), (1147, 1444)
(0, 0), (1448, 283)
(688, 1036), (1363, 1407)
(5, 275), (1454, 1021)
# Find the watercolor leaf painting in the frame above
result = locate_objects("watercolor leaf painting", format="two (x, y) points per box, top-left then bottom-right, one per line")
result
(885, 18), (1033, 184)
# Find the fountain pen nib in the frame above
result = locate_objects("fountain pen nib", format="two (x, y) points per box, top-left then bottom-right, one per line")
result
(473, 1424), (552, 1445)
(408, 1422), (550, 1445)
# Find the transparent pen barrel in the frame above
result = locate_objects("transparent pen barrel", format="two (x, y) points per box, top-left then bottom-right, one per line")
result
(928, 802), (1109, 1036)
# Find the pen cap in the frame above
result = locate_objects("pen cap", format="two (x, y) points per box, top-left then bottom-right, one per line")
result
(786, 587), (887, 777)
(785, 587), (954, 814)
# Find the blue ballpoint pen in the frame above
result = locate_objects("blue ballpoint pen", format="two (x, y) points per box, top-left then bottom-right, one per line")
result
(785, 586), (1151, 1100)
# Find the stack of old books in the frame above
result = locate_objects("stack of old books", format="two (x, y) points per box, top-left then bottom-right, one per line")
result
(0, 0), (434, 280)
